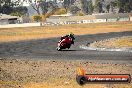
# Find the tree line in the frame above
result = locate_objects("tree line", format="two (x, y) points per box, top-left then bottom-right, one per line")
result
(94, 0), (132, 13)
(0, 0), (28, 16)
(0, 0), (131, 20)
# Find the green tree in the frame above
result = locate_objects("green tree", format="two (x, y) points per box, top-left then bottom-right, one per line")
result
(10, 12), (22, 17)
(88, 0), (94, 14)
(54, 8), (67, 15)
(81, 0), (88, 14)
(27, 0), (58, 15)
(0, 0), (14, 14)
(94, 0), (103, 13)
(124, 3), (130, 12)
(106, 4), (110, 13)
(63, 0), (76, 11)
(77, 11), (85, 16)
(116, 0), (132, 13)
(10, 6), (28, 17)
(0, 0), (27, 15)
(32, 15), (42, 22)
(40, 1), (48, 14)
(69, 5), (80, 15)
(63, 0), (71, 11)
(81, 0), (93, 14)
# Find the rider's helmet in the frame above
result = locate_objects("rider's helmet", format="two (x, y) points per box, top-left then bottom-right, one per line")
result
(65, 34), (69, 37)
(69, 32), (75, 41)
(69, 32), (74, 37)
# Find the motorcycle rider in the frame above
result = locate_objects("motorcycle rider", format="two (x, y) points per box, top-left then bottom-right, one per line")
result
(57, 33), (75, 50)
(60, 33), (75, 44)
(69, 33), (75, 44)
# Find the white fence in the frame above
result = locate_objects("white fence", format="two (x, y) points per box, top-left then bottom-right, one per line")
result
(45, 17), (131, 25)
(130, 17), (132, 21)
(0, 17), (131, 28)
(84, 19), (107, 23)
(0, 22), (41, 28)
(107, 18), (117, 22)
(62, 17), (130, 24)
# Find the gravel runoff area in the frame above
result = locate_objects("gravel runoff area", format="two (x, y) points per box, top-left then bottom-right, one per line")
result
(89, 36), (132, 48)
(0, 58), (132, 88)
(81, 36), (132, 52)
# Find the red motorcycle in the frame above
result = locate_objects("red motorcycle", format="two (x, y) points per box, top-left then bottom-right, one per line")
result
(56, 37), (73, 51)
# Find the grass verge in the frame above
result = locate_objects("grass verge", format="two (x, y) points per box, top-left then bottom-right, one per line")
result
(0, 21), (132, 43)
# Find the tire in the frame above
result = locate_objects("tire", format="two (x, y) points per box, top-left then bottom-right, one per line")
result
(56, 46), (61, 51)
(76, 75), (87, 85)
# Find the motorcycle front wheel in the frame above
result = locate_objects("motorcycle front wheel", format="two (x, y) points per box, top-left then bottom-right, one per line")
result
(56, 46), (61, 51)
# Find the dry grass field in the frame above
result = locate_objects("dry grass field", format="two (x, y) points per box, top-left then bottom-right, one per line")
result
(89, 36), (132, 48)
(0, 59), (132, 88)
(0, 22), (132, 42)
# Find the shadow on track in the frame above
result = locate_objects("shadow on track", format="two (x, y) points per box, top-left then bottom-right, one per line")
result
(58, 49), (84, 51)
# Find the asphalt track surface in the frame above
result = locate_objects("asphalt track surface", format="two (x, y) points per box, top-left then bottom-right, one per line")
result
(0, 31), (132, 63)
